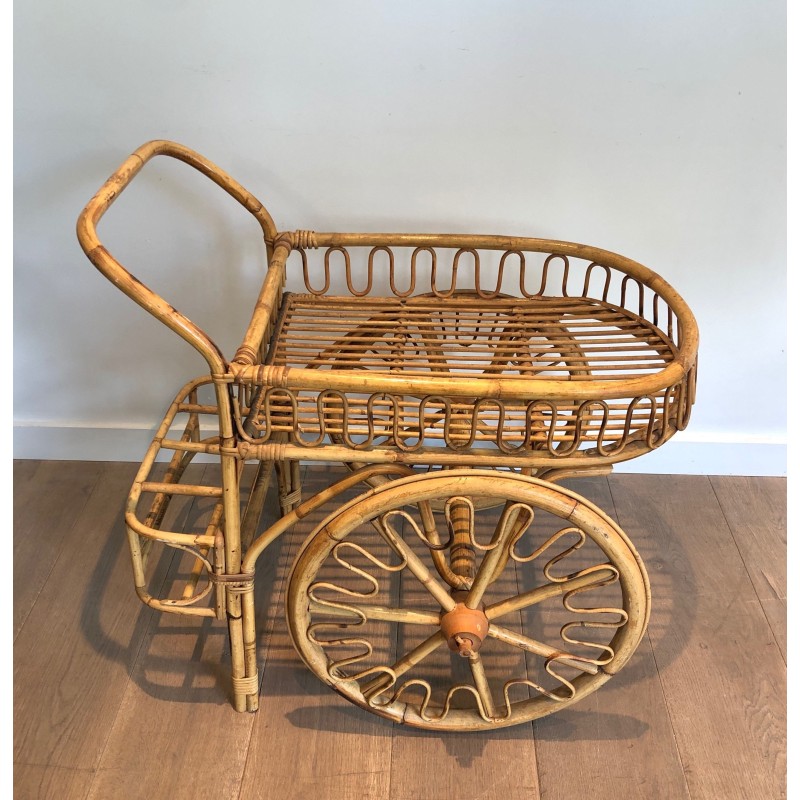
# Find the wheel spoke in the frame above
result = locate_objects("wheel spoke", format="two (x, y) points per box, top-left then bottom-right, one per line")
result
(378, 515), (456, 611)
(308, 599), (439, 626)
(485, 566), (618, 620)
(488, 623), (599, 675)
(361, 630), (446, 696)
(468, 651), (497, 718)
(465, 504), (532, 609)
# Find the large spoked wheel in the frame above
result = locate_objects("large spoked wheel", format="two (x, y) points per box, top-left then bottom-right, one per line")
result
(286, 470), (650, 731)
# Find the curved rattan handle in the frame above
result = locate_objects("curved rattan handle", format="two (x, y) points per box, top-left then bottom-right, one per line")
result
(76, 140), (278, 374)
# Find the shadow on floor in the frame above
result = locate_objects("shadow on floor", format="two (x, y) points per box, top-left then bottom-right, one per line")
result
(79, 471), (697, 723)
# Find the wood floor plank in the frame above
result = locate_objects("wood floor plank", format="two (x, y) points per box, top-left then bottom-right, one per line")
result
(758, 597), (786, 661)
(85, 466), (292, 800)
(12, 463), (789, 800)
(14, 458), (40, 486)
(14, 459), (105, 638)
(238, 466), (393, 800)
(530, 476), (689, 800)
(609, 474), (786, 800)
(709, 476), (786, 660)
(390, 727), (538, 800)
(13, 763), (94, 800)
(13, 459), (43, 544)
(13, 462), (197, 770)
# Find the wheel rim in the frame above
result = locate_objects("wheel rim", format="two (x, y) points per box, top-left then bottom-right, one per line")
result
(287, 470), (650, 731)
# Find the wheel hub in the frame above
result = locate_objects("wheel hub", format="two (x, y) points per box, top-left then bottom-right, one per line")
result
(440, 603), (489, 657)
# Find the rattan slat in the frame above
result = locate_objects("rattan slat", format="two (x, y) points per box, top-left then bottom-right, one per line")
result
(270, 294), (675, 379)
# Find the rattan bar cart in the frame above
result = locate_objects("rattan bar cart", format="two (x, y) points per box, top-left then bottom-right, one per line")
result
(77, 141), (698, 731)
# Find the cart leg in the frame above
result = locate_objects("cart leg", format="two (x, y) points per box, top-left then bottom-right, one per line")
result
(239, 581), (260, 712)
(223, 458), (261, 712)
(276, 459), (302, 516)
(220, 452), (250, 712)
(227, 578), (259, 712)
(211, 379), (254, 712)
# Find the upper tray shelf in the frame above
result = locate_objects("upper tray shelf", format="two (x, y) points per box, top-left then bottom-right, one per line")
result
(267, 293), (677, 383)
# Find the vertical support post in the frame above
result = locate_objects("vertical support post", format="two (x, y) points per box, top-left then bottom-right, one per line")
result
(241, 580), (259, 711)
(214, 378), (249, 712)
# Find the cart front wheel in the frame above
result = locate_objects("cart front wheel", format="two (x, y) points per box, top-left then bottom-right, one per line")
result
(286, 470), (649, 731)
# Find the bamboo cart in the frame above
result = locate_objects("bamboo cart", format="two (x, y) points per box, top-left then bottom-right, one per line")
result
(77, 141), (698, 731)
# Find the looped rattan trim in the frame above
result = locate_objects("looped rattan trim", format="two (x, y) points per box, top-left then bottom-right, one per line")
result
(232, 675), (259, 695)
(291, 230), (318, 249)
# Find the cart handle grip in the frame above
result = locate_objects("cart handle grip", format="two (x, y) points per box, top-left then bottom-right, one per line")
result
(76, 140), (278, 375)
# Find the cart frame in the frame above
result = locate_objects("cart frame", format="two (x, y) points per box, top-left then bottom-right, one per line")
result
(77, 140), (698, 725)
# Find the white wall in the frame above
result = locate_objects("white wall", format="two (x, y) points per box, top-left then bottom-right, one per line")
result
(14, 1), (786, 475)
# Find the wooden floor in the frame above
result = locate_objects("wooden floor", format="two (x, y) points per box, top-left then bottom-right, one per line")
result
(13, 461), (786, 800)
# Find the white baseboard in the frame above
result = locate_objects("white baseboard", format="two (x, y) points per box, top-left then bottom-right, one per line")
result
(12, 422), (787, 477)
(610, 438), (786, 476)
